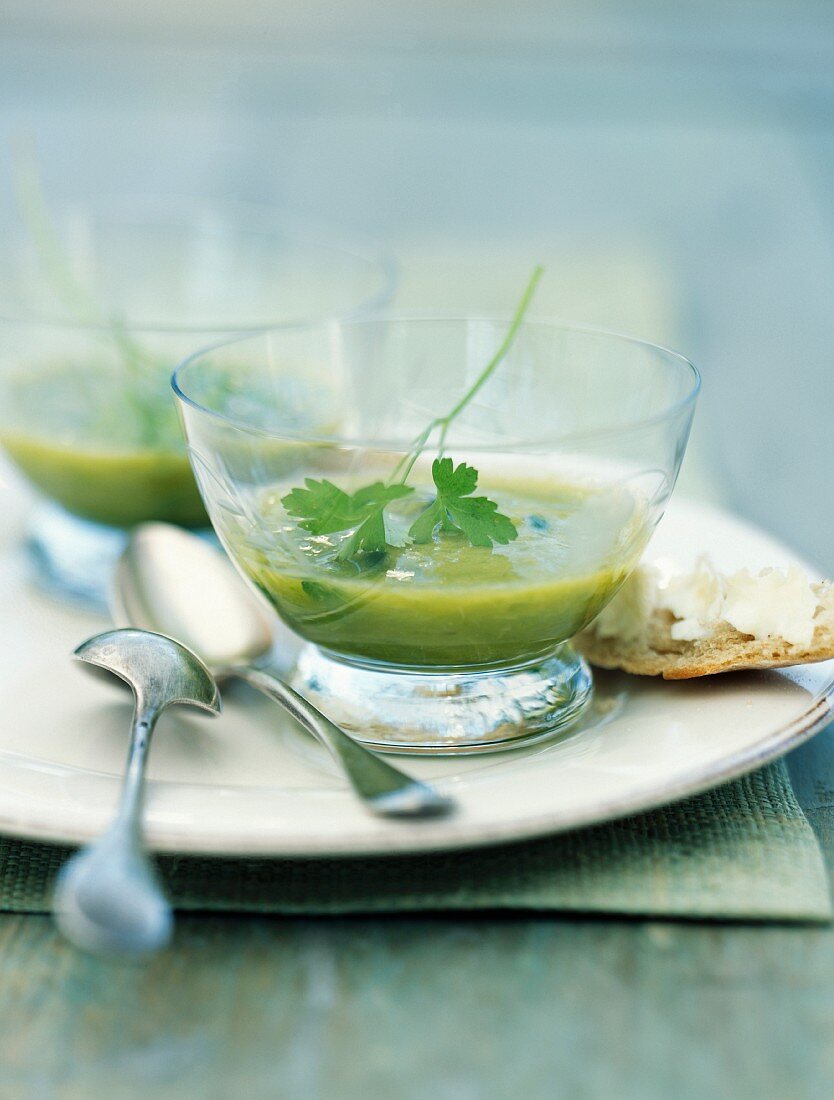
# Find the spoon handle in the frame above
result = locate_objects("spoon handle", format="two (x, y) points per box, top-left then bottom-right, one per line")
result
(116, 700), (159, 831)
(234, 666), (452, 818)
(53, 698), (172, 955)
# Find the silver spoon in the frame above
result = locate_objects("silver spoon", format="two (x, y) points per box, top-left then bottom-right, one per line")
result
(53, 628), (220, 955)
(113, 523), (452, 818)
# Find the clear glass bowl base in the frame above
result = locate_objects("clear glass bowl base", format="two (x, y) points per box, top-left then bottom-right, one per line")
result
(24, 501), (214, 613)
(291, 643), (594, 755)
(25, 501), (129, 612)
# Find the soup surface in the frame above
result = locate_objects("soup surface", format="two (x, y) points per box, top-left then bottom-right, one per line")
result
(229, 475), (647, 667)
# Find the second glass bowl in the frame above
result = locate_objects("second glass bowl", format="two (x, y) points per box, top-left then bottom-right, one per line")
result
(0, 197), (394, 607)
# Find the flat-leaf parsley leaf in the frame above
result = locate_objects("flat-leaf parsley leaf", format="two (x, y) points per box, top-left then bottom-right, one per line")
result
(408, 458), (518, 548)
(282, 478), (414, 559)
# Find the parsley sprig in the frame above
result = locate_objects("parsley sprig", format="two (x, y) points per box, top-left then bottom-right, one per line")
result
(408, 457), (519, 547)
(281, 479), (414, 561)
(282, 265), (544, 561)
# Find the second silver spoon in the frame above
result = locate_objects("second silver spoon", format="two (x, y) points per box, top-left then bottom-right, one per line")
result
(113, 524), (452, 818)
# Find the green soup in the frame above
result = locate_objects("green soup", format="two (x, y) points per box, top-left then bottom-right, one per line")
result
(1, 363), (206, 528)
(1, 432), (206, 528)
(1, 361), (330, 529)
(229, 477), (646, 668)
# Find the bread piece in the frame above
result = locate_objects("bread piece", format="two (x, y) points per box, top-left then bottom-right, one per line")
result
(576, 582), (834, 680)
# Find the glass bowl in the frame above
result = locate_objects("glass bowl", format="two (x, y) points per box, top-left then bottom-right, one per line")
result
(174, 316), (699, 754)
(0, 197), (394, 607)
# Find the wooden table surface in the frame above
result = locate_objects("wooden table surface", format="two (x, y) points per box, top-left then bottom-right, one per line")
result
(0, 722), (830, 1100)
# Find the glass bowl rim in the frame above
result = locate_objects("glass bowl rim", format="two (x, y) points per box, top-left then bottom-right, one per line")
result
(0, 195), (396, 332)
(172, 313), (701, 452)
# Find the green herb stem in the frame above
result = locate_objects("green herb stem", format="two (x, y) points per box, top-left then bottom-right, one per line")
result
(390, 421), (436, 486)
(11, 139), (100, 325)
(12, 139), (163, 444)
(283, 266), (545, 561)
(436, 263), (544, 452)
(390, 264), (544, 486)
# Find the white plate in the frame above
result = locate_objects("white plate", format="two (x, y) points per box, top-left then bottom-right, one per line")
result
(0, 493), (832, 857)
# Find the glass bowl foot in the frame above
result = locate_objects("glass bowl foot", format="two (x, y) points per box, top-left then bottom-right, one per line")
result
(291, 643), (593, 755)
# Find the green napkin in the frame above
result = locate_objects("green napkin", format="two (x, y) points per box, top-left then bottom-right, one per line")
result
(0, 760), (829, 922)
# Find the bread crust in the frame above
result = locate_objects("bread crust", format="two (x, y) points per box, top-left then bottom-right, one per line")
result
(576, 583), (834, 679)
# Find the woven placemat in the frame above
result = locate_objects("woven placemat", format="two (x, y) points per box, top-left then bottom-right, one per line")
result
(1, 761), (829, 922)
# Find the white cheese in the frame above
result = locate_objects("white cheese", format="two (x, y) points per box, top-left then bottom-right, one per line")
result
(656, 555), (725, 641)
(593, 565), (660, 642)
(721, 565), (819, 647)
(592, 557), (821, 648)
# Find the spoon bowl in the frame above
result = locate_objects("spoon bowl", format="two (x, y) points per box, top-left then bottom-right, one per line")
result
(75, 626), (223, 710)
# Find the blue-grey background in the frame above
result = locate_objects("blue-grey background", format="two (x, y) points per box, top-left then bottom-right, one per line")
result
(2, 0), (833, 564)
